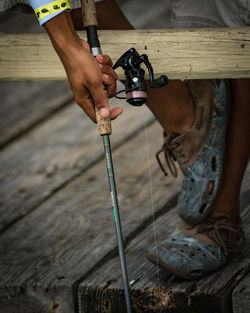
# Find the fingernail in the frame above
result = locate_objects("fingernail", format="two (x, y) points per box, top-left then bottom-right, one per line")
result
(99, 107), (109, 117)
(98, 63), (103, 68)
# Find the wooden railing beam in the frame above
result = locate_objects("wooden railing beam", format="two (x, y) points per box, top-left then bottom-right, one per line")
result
(0, 28), (250, 80)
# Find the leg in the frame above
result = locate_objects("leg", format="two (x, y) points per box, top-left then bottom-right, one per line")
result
(211, 79), (250, 221)
(146, 80), (195, 135)
(148, 79), (249, 279)
(148, 78), (250, 222)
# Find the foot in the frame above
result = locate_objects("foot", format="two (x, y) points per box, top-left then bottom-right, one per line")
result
(157, 79), (230, 225)
(147, 213), (244, 280)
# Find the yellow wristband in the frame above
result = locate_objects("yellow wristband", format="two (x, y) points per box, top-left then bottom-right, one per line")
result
(35, 0), (71, 21)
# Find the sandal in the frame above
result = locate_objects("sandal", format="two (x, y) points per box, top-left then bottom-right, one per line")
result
(147, 213), (244, 280)
(156, 80), (230, 225)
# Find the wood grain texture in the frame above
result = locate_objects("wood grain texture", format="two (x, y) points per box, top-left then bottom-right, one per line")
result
(0, 5), (73, 149)
(0, 93), (154, 233)
(232, 273), (250, 313)
(0, 121), (182, 313)
(1, 28), (250, 80)
(0, 81), (72, 148)
(78, 162), (250, 313)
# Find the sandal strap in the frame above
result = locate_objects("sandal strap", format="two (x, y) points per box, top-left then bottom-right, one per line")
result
(156, 132), (179, 177)
(193, 213), (245, 256)
(156, 80), (214, 177)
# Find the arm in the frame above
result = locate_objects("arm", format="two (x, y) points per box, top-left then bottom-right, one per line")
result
(28, 1), (122, 122)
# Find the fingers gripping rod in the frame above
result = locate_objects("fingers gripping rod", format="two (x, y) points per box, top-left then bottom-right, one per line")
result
(81, 1), (132, 312)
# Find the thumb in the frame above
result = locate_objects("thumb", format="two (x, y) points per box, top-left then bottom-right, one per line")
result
(91, 85), (110, 118)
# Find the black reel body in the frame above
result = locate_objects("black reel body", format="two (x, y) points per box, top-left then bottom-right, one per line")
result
(113, 48), (168, 106)
(124, 66), (147, 106)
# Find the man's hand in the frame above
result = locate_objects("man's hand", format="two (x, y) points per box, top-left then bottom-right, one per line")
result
(44, 12), (122, 122)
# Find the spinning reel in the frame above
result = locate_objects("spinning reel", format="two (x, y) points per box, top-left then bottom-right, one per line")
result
(113, 48), (168, 106)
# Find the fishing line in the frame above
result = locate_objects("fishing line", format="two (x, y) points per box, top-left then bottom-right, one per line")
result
(143, 117), (161, 288)
(113, 46), (168, 291)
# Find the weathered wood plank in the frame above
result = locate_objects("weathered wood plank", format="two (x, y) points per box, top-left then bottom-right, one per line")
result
(0, 121), (182, 313)
(78, 162), (250, 313)
(0, 81), (72, 148)
(232, 273), (250, 313)
(1, 28), (250, 80)
(0, 92), (154, 233)
(0, 8), (74, 149)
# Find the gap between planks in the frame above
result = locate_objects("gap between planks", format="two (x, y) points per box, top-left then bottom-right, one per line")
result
(0, 121), (183, 313)
(78, 162), (250, 313)
(0, 81), (73, 149)
(0, 91), (154, 234)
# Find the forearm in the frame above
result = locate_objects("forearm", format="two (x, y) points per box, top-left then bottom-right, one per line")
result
(44, 11), (82, 56)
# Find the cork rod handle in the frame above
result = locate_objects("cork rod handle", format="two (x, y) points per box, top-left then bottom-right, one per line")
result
(95, 89), (112, 135)
(82, 0), (98, 27)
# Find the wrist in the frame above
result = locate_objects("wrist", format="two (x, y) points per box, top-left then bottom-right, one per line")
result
(44, 11), (84, 55)
(28, 0), (71, 25)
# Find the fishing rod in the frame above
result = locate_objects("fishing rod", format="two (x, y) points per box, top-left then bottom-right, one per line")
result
(81, 2), (168, 311)
(81, 1), (132, 312)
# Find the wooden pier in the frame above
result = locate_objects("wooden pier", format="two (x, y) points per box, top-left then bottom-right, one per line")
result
(0, 1), (249, 312)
